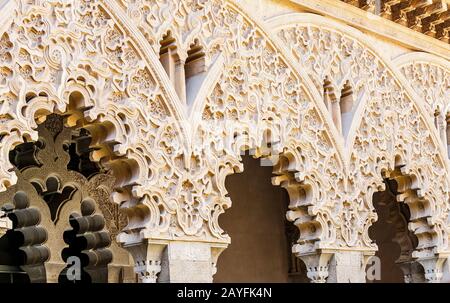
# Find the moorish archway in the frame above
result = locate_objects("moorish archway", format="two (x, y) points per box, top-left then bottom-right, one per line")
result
(214, 154), (308, 282)
(0, 0), (188, 283)
(0, 0), (448, 283)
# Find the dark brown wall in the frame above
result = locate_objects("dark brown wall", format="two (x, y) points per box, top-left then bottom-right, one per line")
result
(369, 181), (408, 283)
(214, 155), (292, 282)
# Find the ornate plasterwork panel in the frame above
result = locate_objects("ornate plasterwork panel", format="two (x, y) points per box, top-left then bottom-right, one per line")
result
(0, 0), (449, 273)
(396, 55), (450, 152)
(0, 0), (191, 245)
(349, 85), (450, 255)
(276, 23), (374, 112)
(118, 0), (348, 255)
(273, 19), (450, 256)
(399, 61), (450, 116)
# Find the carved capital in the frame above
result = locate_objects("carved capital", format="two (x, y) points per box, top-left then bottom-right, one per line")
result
(123, 241), (166, 283)
(417, 255), (448, 283)
(296, 252), (333, 283)
(135, 259), (162, 283)
(211, 245), (227, 280)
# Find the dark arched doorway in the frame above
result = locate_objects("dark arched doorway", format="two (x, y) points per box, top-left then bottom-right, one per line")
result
(368, 174), (422, 283)
(214, 154), (307, 282)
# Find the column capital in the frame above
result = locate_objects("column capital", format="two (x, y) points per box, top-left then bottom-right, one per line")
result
(122, 240), (166, 283)
(296, 251), (333, 283)
(417, 254), (448, 283)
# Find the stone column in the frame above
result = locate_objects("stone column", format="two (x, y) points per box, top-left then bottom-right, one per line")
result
(122, 240), (166, 283)
(331, 100), (342, 134)
(122, 236), (228, 283)
(297, 250), (372, 283)
(159, 242), (226, 283)
(446, 114), (450, 158)
(174, 59), (186, 104)
(436, 113), (446, 145)
(327, 251), (368, 283)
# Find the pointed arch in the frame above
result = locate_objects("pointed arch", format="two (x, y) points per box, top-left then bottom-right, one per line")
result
(115, 1), (449, 282)
(0, 1), (201, 283)
(265, 12), (450, 263)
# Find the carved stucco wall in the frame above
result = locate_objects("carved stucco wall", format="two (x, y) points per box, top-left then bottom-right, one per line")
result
(0, 0), (449, 282)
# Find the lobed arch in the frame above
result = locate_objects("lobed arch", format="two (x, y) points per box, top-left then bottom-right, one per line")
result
(266, 13), (449, 220)
(394, 52), (450, 152)
(259, 12), (450, 281)
(0, 0), (198, 281)
(116, 0), (450, 282)
(186, 1), (347, 259)
(0, 0), (188, 187)
(115, 0), (346, 259)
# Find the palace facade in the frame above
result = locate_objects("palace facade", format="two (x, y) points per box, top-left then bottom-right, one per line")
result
(0, 0), (449, 283)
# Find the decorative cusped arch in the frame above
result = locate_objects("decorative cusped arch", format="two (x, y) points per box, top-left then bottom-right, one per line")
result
(114, 0), (450, 282)
(0, 0), (196, 282)
(1, 0), (449, 283)
(117, 0), (349, 282)
(265, 12), (450, 281)
(0, 0), (185, 189)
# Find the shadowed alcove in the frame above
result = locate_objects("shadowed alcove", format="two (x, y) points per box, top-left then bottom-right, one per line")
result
(214, 154), (308, 282)
(368, 177), (421, 283)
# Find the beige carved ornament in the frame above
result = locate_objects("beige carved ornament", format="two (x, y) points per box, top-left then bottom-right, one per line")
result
(273, 18), (450, 283)
(400, 61), (450, 115)
(397, 55), (450, 153)
(119, 0), (347, 257)
(0, 0), (449, 283)
(0, 0), (183, 243)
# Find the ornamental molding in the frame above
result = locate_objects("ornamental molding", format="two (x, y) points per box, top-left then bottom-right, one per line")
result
(266, 12), (450, 254)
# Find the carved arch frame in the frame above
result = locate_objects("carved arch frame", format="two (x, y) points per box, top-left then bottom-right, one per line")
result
(265, 12), (450, 281)
(0, 0), (449, 283)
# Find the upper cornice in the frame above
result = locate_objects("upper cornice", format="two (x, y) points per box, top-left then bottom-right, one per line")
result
(289, 0), (450, 60)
